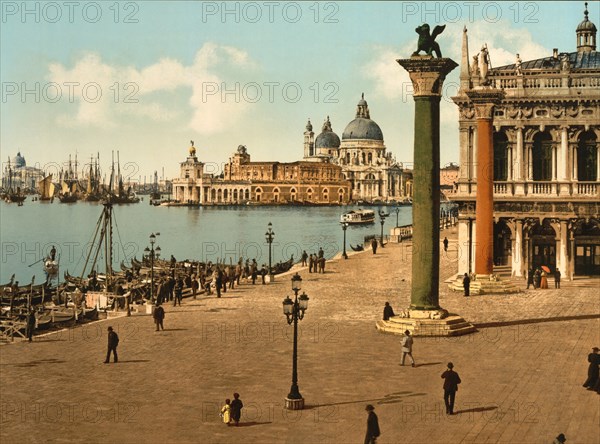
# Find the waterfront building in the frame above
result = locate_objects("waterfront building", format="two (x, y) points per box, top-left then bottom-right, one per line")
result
(451, 5), (600, 279)
(172, 142), (352, 204)
(303, 94), (413, 202)
(1, 152), (45, 192)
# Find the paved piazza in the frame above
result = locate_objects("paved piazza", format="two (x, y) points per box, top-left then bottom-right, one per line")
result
(1, 229), (599, 444)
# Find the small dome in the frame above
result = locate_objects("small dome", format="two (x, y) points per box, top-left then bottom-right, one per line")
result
(315, 116), (340, 149)
(357, 92), (367, 106)
(342, 119), (384, 141)
(305, 119), (313, 132)
(315, 131), (341, 149)
(11, 152), (26, 168)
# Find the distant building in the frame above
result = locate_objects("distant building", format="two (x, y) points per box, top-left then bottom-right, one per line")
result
(172, 142), (352, 205)
(451, 4), (599, 278)
(440, 163), (459, 198)
(1, 152), (45, 192)
(303, 94), (413, 202)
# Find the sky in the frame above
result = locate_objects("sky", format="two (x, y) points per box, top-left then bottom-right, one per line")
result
(0, 1), (595, 181)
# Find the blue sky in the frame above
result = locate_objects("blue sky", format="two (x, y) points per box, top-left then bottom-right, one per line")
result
(1, 1), (595, 181)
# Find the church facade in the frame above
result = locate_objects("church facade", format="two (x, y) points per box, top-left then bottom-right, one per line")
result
(451, 5), (600, 279)
(303, 95), (412, 202)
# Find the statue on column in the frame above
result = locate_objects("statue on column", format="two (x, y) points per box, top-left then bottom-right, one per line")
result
(411, 24), (446, 58)
(479, 44), (491, 85)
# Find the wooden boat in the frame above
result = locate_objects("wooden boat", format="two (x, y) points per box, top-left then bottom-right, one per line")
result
(38, 174), (55, 201)
(272, 256), (294, 275)
(341, 209), (375, 225)
(350, 244), (364, 252)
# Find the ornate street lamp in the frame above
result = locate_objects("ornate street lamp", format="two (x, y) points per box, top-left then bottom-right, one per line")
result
(265, 222), (275, 281)
(144, 232), (160, 303)
(282, 273), (309, 410)
(341, 221), (349, 259)
(379, 210), (387, 248)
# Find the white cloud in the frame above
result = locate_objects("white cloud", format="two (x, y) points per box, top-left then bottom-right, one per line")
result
(47, 43), (257, 135)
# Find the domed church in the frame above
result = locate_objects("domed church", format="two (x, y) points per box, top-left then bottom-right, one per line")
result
(303, 94), (412, 202)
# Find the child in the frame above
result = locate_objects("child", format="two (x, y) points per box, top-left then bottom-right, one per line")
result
(220, 399), (231, 426)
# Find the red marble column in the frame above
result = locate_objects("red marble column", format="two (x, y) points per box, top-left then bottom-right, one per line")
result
(466, 89), (505, 275)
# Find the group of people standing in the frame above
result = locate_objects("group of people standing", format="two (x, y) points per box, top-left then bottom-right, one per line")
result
(527, 267), (561, 290)
(302, 248), (326, 273)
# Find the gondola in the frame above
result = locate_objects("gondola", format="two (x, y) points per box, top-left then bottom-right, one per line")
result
(350, 244), (364, 252)
(272, 256), (294, 275)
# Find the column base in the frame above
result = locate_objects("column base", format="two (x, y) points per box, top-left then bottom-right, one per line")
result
(376, 309), (475, 337)
(285, 397), (304, 410)
(448, 274), (521, 295)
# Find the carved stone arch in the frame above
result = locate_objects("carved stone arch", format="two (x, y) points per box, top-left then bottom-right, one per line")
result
(568, 126), (584, 143)
(548, 127), (561, 142)
(503, 127), (517, 143)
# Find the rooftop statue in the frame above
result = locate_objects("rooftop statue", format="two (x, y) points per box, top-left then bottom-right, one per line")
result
(412, 23), (446, 58)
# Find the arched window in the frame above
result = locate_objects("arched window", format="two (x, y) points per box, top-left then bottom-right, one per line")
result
(255, 187), (262, 202)
(290, 188), (297, 201)
(578, 131), (598, 181)
(307, 188), (313, 201)
(346, 152), (350, 164)
(322, 188), (329, 201)
(273, 187), (280, 202)
(532, 132), (553, 181)
(493, 132), (509, 181)
(368, 152), (372, 164)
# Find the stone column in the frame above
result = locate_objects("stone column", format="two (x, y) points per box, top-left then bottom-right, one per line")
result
(558, 220), (568, 280)
(466, 88), (505, 276)
(397, 56), (457, 310)
(515, 126), (524, 195)
(512, 219), (523, 277)
(457, 219), (470, 275)
(573, 145), (578, 181)
(527, 143), (534, 180)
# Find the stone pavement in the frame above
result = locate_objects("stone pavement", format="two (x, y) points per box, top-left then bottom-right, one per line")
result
(1, 229), (599, 444)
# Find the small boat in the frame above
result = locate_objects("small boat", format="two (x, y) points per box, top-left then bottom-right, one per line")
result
(272, 256), (294, 275)
(350, 244), (364, 252)
(340, 209), (375, 225)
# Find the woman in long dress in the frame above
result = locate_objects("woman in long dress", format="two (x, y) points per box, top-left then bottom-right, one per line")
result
(220, 399), (231, 426)
(540, 271), (549, 289)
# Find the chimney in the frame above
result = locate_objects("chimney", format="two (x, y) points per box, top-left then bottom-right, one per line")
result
(553, 48), (559, 59)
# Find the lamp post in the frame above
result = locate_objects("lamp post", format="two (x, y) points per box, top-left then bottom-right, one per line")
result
(341, 222), (348, 259)
(265, 222), (275, 281)
(395, 207), (400, 227)
(282, 273), (309, 410)
(379, 210), (387, 248)
(144, 232), (161, 303)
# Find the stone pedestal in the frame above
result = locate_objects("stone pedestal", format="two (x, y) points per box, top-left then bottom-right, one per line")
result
(376, 310), (475, 336)
(285, 397), (304, 410)
(448, 274), (520, 295)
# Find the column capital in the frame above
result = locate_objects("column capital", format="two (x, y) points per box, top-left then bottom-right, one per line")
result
(465, 88), (505, 119)
(397, 56), (458, 97)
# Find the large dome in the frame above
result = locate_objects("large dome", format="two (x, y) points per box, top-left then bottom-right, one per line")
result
(342, 118), (384, 141)
(11, 152), (26, 168)
(342, 94), (384, 141)
(315, 116), (340, 149)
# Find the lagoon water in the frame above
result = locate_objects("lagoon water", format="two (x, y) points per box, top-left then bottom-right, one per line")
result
(0, 200), (446, 283)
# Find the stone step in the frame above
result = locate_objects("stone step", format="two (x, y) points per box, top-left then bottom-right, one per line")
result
(376, 315), (477, 337)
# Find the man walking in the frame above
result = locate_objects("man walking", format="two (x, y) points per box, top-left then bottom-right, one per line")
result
(301, 250), (308, 267)
(443, 237), (449, 252)
(230, 393), (243, 426)
(364, 404), (380, 444)
(401, 330), (415, 367)
(153, 304), (165, 331)
(25, 308), (36, 342)
(554, 268), (561, 289)
(462, 273), (471, 297)
(441, 362), (461, 414)
(104, 326), (119, 364)
(371, 238), (378, 254)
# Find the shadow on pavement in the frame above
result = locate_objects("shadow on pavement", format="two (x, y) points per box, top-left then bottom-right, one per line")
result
(475, 313), (600, 328)
(414, 362), (443, 367)
(236, 421), (272, 427)
(116, 359), (151, 363)
(454, 406), (498, 414)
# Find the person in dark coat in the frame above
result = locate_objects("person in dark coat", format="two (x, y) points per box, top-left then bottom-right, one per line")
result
(533, 268), (541, 289)
(383, 302), (395, 321)
(526, 268), (534, 289)
(553, 433), (566, 444)
(441, 362), (461, 414)
(104, 326), (119, 363)
(153, 304), (165, 331)
(583, 347), (600, 389)
(462, 273), (470, 297)
(371, 238), (378, 255)
(251, 260), (257, 284)
(443, 237), (449, 252)
(554, 268), (561, 289)
(230, 392), (243, 426)
(364, 404), (380, 444)
(173, 278), (183, 306)
(301, 250), (308, 267)
(308, 254), (314, 273)
(25, 309), (36, 342)
(215, 268), (223, 297)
